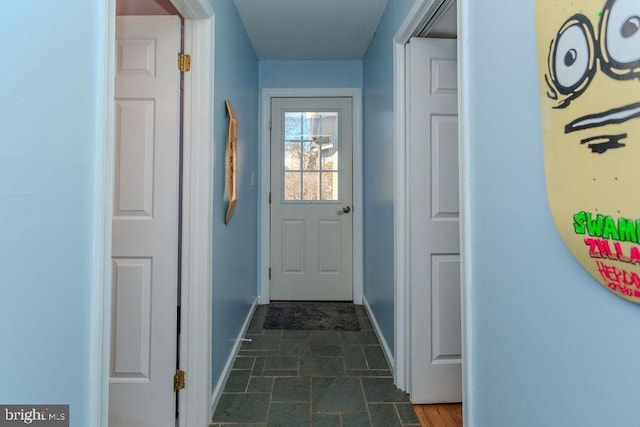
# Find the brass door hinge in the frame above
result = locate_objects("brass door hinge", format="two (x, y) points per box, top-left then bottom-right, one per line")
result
(173, 370), (186, 392)
(178, 53), (191, 72)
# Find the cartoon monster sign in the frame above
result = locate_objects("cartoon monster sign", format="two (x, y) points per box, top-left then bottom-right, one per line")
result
(536, 0), (640, 303)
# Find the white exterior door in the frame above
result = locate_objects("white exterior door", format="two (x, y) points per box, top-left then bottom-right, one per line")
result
(110, 16), (181, 426)
(408, 37), (462, 403)
(270, 97), (353, 301)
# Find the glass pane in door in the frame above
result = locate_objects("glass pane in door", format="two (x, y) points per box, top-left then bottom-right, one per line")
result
(282, 111), (339, 202)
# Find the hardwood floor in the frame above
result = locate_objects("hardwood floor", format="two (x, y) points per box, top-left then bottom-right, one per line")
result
(413, 404), (463, 427)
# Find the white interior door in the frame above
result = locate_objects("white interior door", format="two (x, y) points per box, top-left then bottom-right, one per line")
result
(270, 97), (353, 301)
(110, 16), (181, 426)
(408, 37), (462, 403)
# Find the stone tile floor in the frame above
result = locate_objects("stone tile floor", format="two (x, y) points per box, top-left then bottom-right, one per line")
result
(210, 304), (420, 427)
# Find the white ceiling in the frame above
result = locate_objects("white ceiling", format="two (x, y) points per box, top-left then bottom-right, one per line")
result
(233, 0), (389, 60)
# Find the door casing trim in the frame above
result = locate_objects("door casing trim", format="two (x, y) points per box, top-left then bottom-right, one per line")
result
(92, 2), (214, 426)
(259, 88), (363, 305)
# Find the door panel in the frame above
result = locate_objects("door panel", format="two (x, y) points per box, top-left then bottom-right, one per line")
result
(110, 16), (181, 426)
(111, 257), (152, 379)
(431, 116), (459, 218)
(409, 37), (462, 403)
(270, 98), (353, 301)
(431, 255), (462, 362)
(282, 220), (305, 273)
(114, 99), (155, 216)
(318, 220), (341, 273)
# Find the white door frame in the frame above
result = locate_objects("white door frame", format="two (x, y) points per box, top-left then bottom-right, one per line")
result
(92, 1), (214, 426)
(260, 88), (363, 305)
(393, 0), (472, 424)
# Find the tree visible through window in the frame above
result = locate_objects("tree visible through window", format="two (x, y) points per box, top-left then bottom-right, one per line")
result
(283, 111), (339, 201)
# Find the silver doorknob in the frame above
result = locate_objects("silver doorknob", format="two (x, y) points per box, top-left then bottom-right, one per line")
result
(337, 206), (351, 215)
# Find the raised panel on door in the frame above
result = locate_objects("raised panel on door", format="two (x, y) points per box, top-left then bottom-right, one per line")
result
(431, 255), (462, 364)
(431, 115), (459, 219)
(318, 220), (341, 274)
(111, 258), (152, 379)
(114, 99), (155, 217)
(117, 38), (157, 77)
(282, 220), (305, 274)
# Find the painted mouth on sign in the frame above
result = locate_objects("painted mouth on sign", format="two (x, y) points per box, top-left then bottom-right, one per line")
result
(565, 101), (640, 133)
(580, 133), (627, 153)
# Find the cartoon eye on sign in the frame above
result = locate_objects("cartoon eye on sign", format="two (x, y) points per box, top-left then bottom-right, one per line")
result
(536, 0), (640, 304)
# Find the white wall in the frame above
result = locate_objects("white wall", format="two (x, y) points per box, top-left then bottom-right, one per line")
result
(463, 1), (640, 426)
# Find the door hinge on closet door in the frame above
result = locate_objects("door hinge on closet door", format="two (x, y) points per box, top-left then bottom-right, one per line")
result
(269, 268), (271, 280)
(173, 370), (186, 392)
(178, 53), (191, 72)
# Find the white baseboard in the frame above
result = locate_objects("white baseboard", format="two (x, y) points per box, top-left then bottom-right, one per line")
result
(210, 298), (258, 416)
(362, 297), (395, 379)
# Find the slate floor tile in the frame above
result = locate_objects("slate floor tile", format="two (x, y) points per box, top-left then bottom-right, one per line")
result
(263, 369), (298, 377)
(264, 356), (298, 370)
(254, 304), (268, 316)
(282, 330), (310, 339)
(347, 369), (392, 378)
(233, 356), (255, 370)
(312, 413), (340, 427)
(310, 330), (341, 344)
(272, 377), (310, 401)
(358, 317), (373, 331)
(247, 317), (266, 335)
(278, 339), (311, 357)
(241, 334), (280, 351)
(312, 378), (367, 414)
(252, 356), (266, 376)
(395, 403), (420, 424)
(361, 378), (408, 403)
(247, 376), (273, 393)
(267, 402), (310, 427)
(363, 346), (388, 369)
(343, 345), (367, 369)
(341, 330), (379, 345)
(368, 403), (402, 427)
(223, 370), (251, 392)
(311, 344), (343, 356)
(342, 414), (373, 427)
(300, 356), (345, 377)
(211, 393), (270, 423)
(238, 349), (280, 357)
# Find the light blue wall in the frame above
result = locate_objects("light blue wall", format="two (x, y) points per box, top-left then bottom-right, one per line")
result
(464, 1), (640, 426)
(209, 0), (259, 387)
(362, 0), (414, 353)
(0, 2), (104, 426)
(259, 60), (363, 88)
